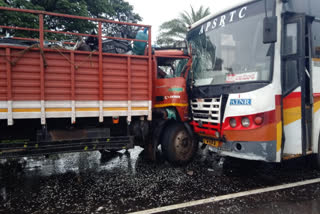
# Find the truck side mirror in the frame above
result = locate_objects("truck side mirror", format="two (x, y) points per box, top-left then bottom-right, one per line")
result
(263, 16), (277, 44)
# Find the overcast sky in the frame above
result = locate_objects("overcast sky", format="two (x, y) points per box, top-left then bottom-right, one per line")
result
(126, 0), (239, 43)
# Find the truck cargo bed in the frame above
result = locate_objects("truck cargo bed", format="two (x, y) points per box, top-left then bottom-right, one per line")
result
(0, 7), (152, 126)
(0, 46), (151, 124)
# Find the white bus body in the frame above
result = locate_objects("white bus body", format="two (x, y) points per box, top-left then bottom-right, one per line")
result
(188, 0), (320, 163)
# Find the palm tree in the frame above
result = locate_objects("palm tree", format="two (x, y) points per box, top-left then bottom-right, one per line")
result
(156, 5), (210, 46)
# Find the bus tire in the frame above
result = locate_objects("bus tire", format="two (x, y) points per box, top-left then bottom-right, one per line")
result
(161, 122), (196, 165)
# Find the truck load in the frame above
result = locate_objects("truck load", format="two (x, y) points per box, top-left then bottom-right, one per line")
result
(0, 7), (197, 164)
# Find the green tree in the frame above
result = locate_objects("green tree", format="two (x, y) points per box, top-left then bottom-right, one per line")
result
(157, 5), (210, 46)
(0, 0), (141, 39)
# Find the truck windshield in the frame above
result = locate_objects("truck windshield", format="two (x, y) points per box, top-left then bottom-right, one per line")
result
(187, 0), (274, 87)
(157, 57), (188, 79)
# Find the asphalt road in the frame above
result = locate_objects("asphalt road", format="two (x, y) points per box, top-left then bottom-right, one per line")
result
(0, 146), (320, 213)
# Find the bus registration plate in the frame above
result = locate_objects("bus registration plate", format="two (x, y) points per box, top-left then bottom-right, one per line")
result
(203, 138), (221, 148)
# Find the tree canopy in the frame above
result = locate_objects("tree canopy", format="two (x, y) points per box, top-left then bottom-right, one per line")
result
(0, 0), (142, 39)
(157, 6), (210, 46)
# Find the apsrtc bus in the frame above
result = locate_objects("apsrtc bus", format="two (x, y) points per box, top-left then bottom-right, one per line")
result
(187, 0), (320, 166)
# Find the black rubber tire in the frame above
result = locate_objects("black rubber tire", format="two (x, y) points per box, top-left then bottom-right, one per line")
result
(161, 122), (196, 165)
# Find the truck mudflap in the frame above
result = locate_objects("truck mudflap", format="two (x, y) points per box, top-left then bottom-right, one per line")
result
(0, 136), (134, 158)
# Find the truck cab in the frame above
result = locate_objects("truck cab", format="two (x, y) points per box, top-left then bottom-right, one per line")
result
(142, 48), (196, 164)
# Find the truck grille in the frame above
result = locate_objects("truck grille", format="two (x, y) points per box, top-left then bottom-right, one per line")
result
(191, 97), (222, 125)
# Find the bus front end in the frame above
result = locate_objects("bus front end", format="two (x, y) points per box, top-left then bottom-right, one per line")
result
(188, 0), (283, 162)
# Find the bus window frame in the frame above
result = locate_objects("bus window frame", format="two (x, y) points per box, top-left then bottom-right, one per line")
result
(281, 13), (306, 97)
(311, 20), (320, 58)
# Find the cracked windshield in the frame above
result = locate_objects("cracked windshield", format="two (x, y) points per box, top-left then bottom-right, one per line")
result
(188, 0), (274, 87)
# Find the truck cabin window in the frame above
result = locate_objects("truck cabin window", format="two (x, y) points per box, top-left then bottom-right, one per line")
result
(157, 57), (188, 79)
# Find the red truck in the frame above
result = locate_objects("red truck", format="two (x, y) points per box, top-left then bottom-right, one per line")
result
(0, 7), (196, 164)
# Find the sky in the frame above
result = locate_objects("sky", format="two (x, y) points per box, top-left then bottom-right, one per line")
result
(126, 0), (239, 43)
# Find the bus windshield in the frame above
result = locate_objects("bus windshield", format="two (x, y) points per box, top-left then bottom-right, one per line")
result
(187, 0), (274, 87)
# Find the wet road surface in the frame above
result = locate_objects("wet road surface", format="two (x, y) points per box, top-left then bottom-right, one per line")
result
(0, 146), (320, 213)
(175, 183), (320, 214)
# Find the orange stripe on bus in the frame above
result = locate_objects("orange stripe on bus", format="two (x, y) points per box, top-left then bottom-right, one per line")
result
(314, 100), (320, 113)
(283, 106), (301, 126)
(223, 123), (277, 142)
(276, 121), (282, 152)
(283, 97), (301, 109)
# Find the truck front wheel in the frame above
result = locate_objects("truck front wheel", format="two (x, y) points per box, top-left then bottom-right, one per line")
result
(161, 122), (196, 165)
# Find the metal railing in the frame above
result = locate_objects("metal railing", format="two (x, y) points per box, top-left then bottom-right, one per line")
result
(0, 6), (153, 107)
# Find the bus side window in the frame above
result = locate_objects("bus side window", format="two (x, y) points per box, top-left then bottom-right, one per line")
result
(311, 21), (320, 97)
(284, 23), (298, 55)
(283, 22), (299, 93)
(312, 21), (320, 57)
(284, 60), (298, 91)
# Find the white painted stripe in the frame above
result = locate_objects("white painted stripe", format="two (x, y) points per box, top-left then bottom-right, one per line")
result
(148, 100), (152, 121)
(99, 100), (103, 123)
(7, 100), (13, 126)
(128, 100), (132, 122)
(40, 100), (45, 125)
(128, 178), (320, 214)
(71, 100), (76, 124)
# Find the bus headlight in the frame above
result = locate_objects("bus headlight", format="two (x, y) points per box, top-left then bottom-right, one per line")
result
(241, 117), (250, 128)
(229, 118), (237, 128)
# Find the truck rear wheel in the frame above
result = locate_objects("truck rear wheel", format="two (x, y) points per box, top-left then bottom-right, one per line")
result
(161, 122), (196, 165)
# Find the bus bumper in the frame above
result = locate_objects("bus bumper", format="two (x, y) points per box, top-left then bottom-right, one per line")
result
(208, 140), (278, 162)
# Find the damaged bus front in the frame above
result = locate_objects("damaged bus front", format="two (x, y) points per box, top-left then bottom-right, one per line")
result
(188, 0), (320, 165)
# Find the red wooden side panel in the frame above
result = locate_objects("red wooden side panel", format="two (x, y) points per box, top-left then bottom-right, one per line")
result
(131, 58), (149, 100)
(45, 52), (72, 100)
(74, 53), (99, 101)
(0, 47), (151, 102)
(0, 7), (152, 105)
(103, 56), (128, 101)
(0, 48), (7, 100)
(11, 50), (41, 100)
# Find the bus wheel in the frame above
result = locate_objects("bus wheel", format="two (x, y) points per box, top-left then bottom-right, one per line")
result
(161, 122), (196, 165)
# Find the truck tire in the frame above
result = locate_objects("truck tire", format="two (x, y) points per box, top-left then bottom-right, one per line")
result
(161, 122), (196, 165)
